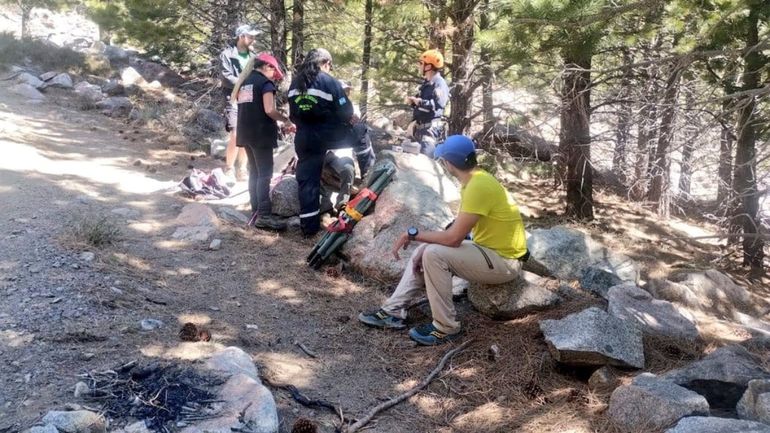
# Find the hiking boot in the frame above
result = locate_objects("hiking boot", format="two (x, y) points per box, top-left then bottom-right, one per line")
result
(408, 323), (462, 346)
(358, 309), (407, 330)
(253, 214), (287, 231)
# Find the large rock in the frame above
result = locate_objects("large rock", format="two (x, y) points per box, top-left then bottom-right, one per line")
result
(738, 379), (770, 423)
(607, 283), (699, 343)
(539, 307), (645, 368)
(172, 203), (220, 242)
(194, 108), (225, 132)
(181, 374), (278, 433)
(16, 72), (45, 88)
(527, 226), (639, 282)
(580, 266), (623, 299)
(74, 81), (104, 103)
(41, 410), (106, 433)
(121, 67), (146, 87)
(205, 346), (259, 381)
(25, 425), (59, 433)
(45, 73), (73, 89)
(130, 59), (184, 87)
(346, 151), (459, 282)
(662, 345), (770, 408)
(10, 83), (45, 101)
(608, 373), (709, 431)
(270, 175), (300, 217)
(96, 97), (132, 117)
(104, 45), (130, 67)
(646, 269), (754, 317)
(468, 271), (560, 319)
(101, 80), (125, 96)
(666, 417), (770, 433)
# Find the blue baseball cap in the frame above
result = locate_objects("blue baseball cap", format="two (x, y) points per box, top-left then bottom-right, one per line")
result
(434, 135), (476, 168)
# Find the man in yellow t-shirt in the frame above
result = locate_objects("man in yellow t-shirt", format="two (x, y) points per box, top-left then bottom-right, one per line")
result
(358, 135), (528, 345)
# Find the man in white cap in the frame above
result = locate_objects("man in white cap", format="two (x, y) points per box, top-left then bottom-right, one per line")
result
(219, 25), (259, 182)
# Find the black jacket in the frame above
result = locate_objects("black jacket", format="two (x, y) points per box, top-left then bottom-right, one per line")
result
(235, 71), (278, 148)
(412, 73), (449, 123)
(289, 72), (354, 154)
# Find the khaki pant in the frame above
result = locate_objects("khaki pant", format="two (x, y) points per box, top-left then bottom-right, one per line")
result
(382, 240), (522, 334)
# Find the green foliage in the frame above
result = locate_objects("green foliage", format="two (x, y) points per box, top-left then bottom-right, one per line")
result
(85, 0), (202, 65)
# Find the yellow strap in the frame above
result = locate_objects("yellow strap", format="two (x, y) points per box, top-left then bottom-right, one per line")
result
(345, 206), (363, 222)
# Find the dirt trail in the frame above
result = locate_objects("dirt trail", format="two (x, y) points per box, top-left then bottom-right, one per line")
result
(0, 85), (425, 433)
(2, 83), (767, 433)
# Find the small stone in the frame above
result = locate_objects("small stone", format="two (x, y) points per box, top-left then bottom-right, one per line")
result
(109, 287), (124, 295)
(70, 264), (80, 270)
(79, 252), (95, 262)
(74, 381), (90, 397)
(45, 73), (74, 89)
(209, 239), (222, 250)
(245, 324), (259, 330)
(588, 366), (619, 393)
(124, 421), (150, 433)
(42, 410), (107, 433)
(140, 319), (164, 331)
(488, 344), (501, 362)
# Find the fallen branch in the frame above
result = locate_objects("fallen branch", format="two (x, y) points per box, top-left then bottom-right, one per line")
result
(342, 339), (473, 433)
(296, 341), (318, 358)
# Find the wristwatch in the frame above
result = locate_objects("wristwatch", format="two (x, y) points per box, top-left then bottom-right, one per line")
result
(407, 226), (418, 241)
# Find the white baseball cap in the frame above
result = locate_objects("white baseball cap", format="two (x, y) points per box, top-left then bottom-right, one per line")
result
(235, 25), (259, 37)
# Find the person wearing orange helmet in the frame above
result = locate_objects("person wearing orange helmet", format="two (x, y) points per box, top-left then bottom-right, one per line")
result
(405, 49), (450, 157)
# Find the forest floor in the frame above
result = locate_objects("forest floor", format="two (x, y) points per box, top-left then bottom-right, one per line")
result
(1, 82), (768, 433)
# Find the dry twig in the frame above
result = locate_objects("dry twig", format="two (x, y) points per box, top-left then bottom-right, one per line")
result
(342, 339), (473, 433)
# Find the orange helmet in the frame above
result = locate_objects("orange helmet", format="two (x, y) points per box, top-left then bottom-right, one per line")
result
(420, 49), (444, 69)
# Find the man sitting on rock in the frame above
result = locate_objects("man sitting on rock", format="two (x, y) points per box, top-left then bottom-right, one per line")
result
(358, 135), (528, 345)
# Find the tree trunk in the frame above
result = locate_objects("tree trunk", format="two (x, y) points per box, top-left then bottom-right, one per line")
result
(677, 91), (696, 198)
(426, 0), (448, 51)
(359, 0), (373, 119)
(612, 49), (632, 184)
(290, 0), (304, 70)
(717, 120), (734, 205)
(479, 0), (494, 138)
(731, 7), (764, 271)
(20, 3), (32, 39)
(270, 0), (288, 67)
(647, 63), (685, 217)
(560, 50), (593, 220)
(446, 0), (475, 135)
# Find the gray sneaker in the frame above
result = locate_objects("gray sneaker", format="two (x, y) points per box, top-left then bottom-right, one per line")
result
(358, 309), (406, 330)
(253, 214), (287, 231)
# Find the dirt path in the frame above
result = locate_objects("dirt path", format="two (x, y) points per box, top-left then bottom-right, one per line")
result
(3, 83), (767, 433)
(0, 84), (485, 433)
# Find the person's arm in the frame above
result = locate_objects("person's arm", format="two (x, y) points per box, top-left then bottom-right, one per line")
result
(220, 51), (238, 86)
(333, 79), (354, 122)
(391, 211), (479, 259)
(262, 92), (289, 123)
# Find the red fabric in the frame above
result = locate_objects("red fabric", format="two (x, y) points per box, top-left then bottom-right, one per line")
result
(256, 52), (284, 81)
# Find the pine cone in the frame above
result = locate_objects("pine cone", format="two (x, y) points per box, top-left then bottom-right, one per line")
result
(197, 328), (211, 342)
(179, 323), (199, 341)
(291, 418), (317, 433)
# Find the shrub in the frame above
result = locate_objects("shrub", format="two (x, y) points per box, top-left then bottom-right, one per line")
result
(67, 215), (122, 247)
(0, 32), (85, 73)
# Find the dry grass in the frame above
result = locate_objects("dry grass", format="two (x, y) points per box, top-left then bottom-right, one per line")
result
(65, 214), (122, 248)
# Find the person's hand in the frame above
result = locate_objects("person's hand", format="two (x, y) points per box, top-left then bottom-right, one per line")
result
(411, 244), (427, 274)
(405, 96), (420, 106)
(281, 122), (296, 134)
(391, 233), (411, 260)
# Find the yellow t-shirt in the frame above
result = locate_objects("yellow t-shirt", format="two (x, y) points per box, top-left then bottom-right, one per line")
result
(460, 170), (527, 259)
